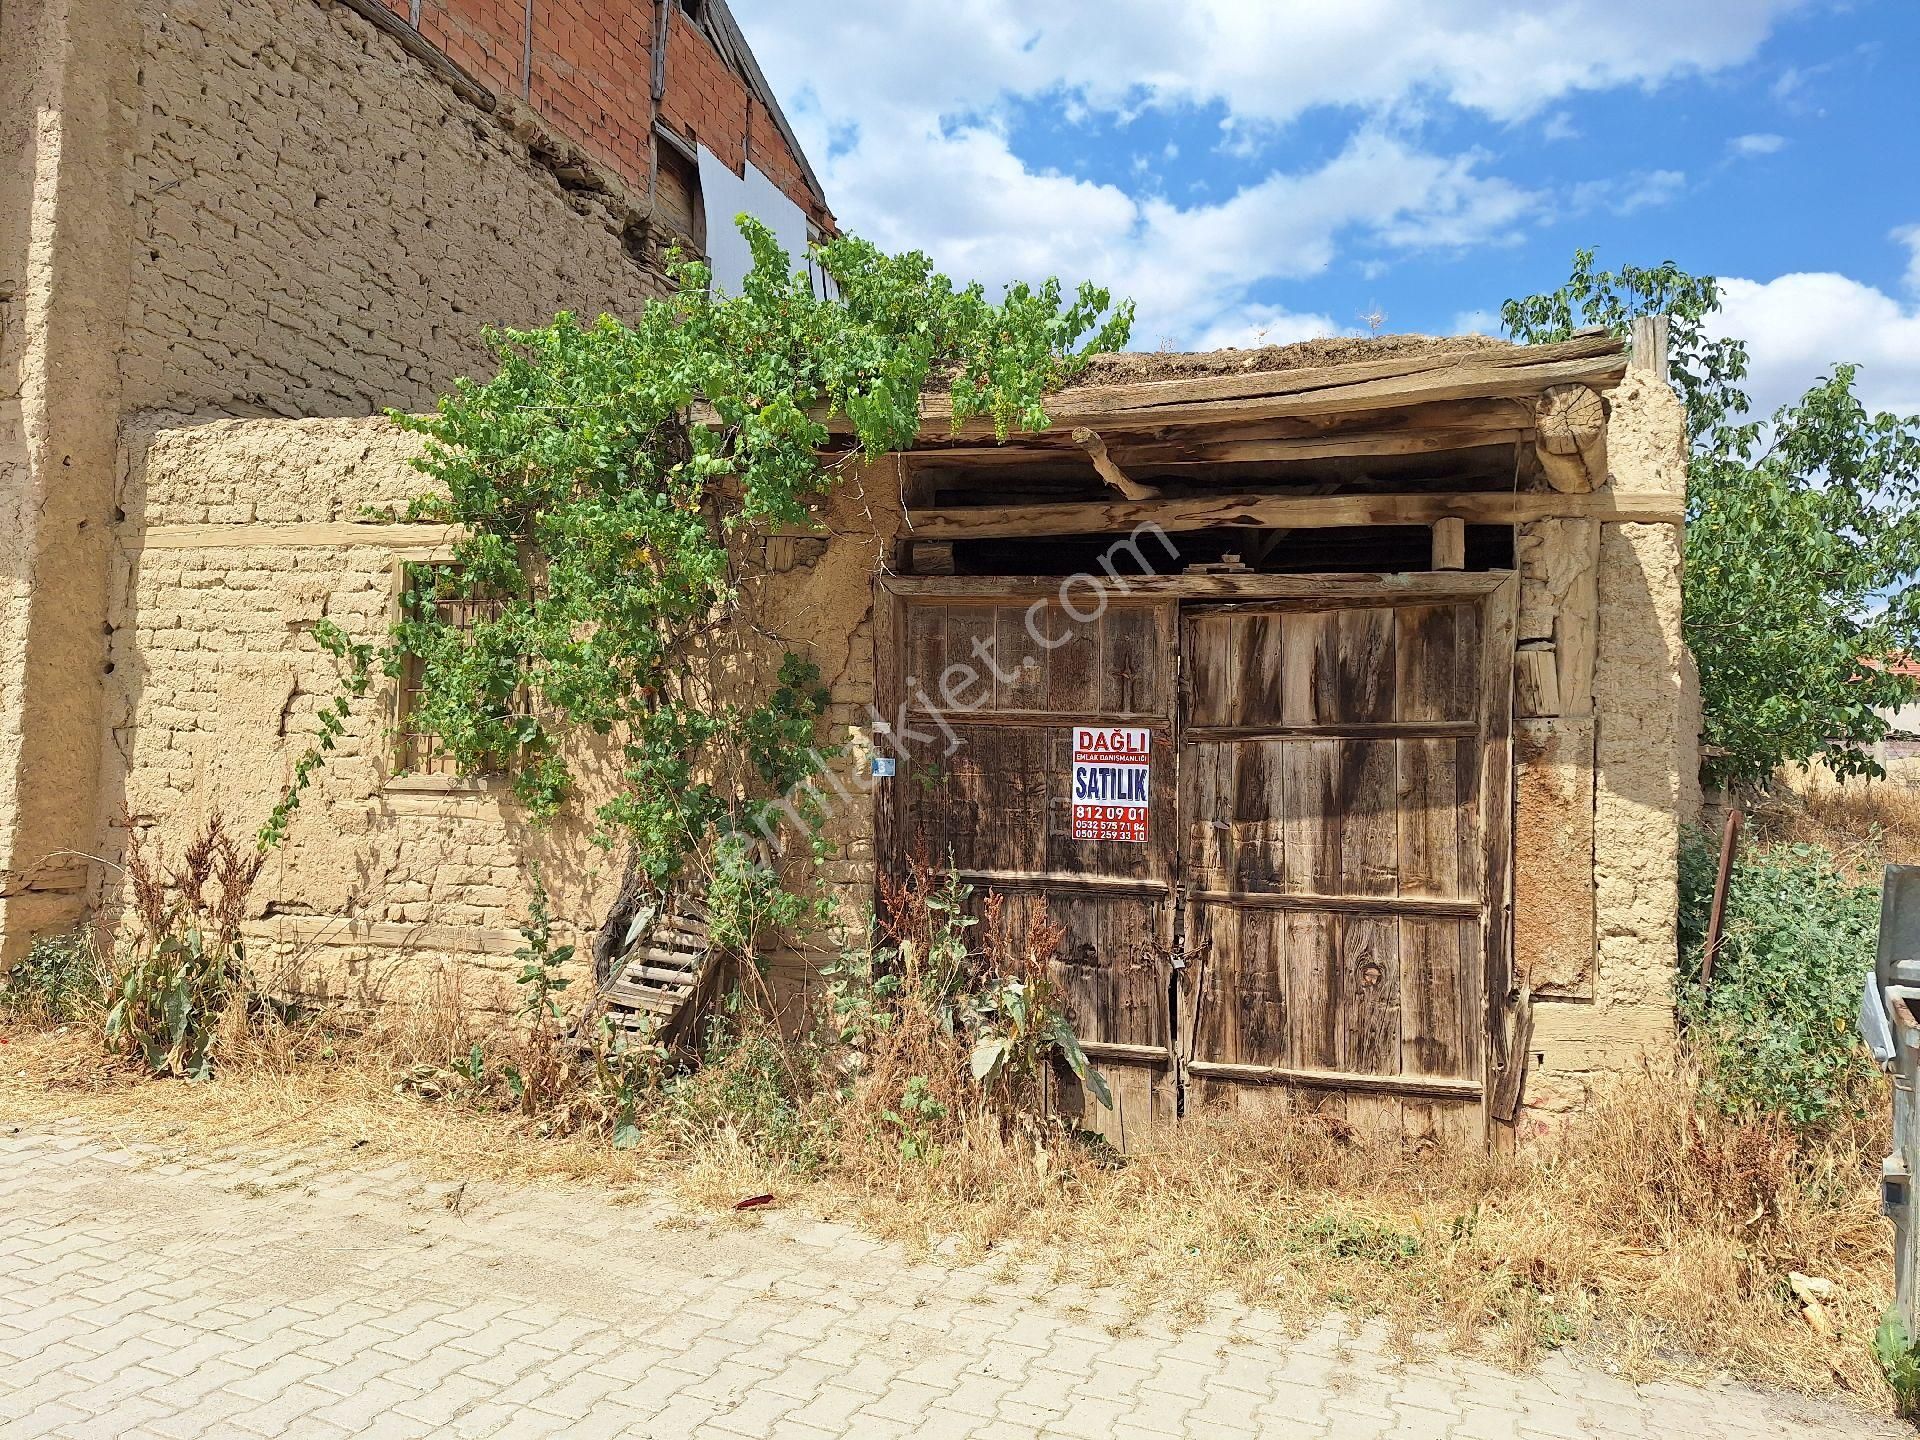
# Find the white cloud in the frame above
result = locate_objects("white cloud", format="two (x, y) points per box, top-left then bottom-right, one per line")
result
(1716, 271), (1920, 420)
(730, 0), (1810, 345)
(1540, 111), (1581, 143)
(1187, 306), (1348, 353)
(1729, 132), (1787, 157)
(1453, 308), (1503, 337)
(1568, 169), (1688, 217)
(1896, 224), (1920, 295)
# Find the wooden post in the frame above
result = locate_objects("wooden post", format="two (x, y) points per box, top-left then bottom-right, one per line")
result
(1431, 517), (1466, 570)
(1630, 314), (1671, 384)
(1701, 808), (1744, 988)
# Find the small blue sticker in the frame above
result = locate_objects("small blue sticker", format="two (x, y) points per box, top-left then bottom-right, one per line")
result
(870, 756), (897, 778)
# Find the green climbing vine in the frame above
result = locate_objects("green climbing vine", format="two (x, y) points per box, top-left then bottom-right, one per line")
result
(264, 219), (1131, 919)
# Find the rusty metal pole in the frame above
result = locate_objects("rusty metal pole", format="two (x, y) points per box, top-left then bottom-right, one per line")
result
(1701, 807), (1744, 989)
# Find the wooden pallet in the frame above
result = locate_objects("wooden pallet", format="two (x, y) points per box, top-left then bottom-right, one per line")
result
(602, 900), (713, 1042)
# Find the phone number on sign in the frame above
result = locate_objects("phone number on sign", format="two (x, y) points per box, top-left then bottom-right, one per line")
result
(1071, 807), (1148, 843)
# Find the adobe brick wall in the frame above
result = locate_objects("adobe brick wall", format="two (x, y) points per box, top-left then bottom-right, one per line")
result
(107, 416), (893, 1004)
(124, 0), (668, 418)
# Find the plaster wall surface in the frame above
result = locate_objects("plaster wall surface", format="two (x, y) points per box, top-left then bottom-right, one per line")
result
(1522, 369), (1695, 1119)
(124, 0), (666, 419)
(111, 417), (894, 1005)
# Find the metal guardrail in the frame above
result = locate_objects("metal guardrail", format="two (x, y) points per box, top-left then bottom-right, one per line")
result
(1863, 864), (1920, 1334)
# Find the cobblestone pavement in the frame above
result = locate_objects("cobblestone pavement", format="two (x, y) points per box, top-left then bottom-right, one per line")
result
(0, 1122), (1900, 1439)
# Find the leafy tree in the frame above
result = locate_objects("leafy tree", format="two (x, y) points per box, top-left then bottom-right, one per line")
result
(268, 220), (1131, 957)
(1504, 249), (1920, 785)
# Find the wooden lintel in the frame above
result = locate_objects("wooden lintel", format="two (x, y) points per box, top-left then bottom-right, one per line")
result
(1071, 427), (1159, 499)
(880, 571), (1512, 603)
(904, 489), (1681, 541)
(139, 522), (463, 551)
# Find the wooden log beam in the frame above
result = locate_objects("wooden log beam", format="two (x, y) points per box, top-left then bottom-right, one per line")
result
(834, 337), (1626, 441)
(1533, 383), (1608, 492)
(903, 489), (1682, 541)
(1431, 517), (1466, 570)
(1071, 427), (1159, 499)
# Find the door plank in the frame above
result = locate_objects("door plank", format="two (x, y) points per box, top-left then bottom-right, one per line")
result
(1284, 910), (1338, 1069)
(1337, 914), (1401, 1075)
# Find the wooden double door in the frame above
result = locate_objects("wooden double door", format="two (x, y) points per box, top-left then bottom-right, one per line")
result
(878, 573), (1515, 1149)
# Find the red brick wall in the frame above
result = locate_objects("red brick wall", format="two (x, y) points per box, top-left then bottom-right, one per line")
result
(376, 0), (827, 224)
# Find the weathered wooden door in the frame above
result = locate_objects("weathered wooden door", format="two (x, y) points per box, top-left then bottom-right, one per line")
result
(883, 592), (1181, 1147)
(1177, 579), (1515, 1143)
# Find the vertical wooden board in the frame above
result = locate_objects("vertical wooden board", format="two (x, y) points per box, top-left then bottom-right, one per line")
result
(1403, 1097), (1485, 1151)
(1220, 905), (1287, 1067)
(1278, 609), (1336, 726)
(1229, 741), (1286, 891)
(1343, 1093), (1405, 1148)
(1337, 739), (1399, 896)
(928, 725), (1046, 872)
(873, 587), (903, 879)
(1395, 602), (1478, 723)
(1278, 739), (1341, 894)
(1044, 602), (1098, 713)
(1032, 890), (1167, 1049)
(1398, 917), (1469, 1077)
(1396, 737), (1461, 899)
(1478, 578), (1518, 1102)
(1333, 607), (1397, 722)
(939, 606), (996, 713)
(1232, 612), (1288, 726)
(1183, 741), (1235, 891)
(1184, 613), (1238, 726)
(1102, 604), (1168, 715)
(1337, 913), (1400, 1075)
(1283, 910), (1338, 1069)
(994, 604), (1048, 709)
(1187, 899), (1240, 1068)
(903, 602), (946, 702)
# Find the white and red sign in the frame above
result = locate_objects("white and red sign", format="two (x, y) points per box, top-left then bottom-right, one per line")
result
(1071, 726), (1150, 844)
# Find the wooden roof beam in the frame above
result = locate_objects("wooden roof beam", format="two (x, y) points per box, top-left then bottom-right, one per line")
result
(903, 488), (1681, 541)
(1071, 427), (1159, 499)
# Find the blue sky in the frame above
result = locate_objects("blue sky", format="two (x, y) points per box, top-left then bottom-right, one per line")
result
(732, 1), (1920, 421)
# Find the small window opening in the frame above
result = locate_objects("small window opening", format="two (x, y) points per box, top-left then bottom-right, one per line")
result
(396, 567), (513, 777)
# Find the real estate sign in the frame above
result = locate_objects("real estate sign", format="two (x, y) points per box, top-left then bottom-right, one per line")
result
(1070, 726), (1150, 844)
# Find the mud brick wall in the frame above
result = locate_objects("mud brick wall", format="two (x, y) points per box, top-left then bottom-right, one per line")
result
(1514, 367), (1697, 1123)
(123, 0), (668, 418)
(109, 416), (895, 1006)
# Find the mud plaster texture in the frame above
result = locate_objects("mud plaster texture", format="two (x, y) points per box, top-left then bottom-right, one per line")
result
(1, 0), (683, 961)
(124, 0), (665, 419)
(1520, 368), (1696, 1122)
(107, 416), (899, 1010)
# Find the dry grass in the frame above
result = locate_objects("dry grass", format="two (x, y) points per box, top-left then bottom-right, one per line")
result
(3, 999), (1893, 1411)
(1755, 767), (1920, 871)
(1, 829), (1897, 1414)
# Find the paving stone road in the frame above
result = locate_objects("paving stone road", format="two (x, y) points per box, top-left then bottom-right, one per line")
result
(0, 1121), (1901, 1439)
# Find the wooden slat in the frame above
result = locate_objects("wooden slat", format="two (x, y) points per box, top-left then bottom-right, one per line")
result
(1183, 1060), (1482, 1099)
(869, 337), (1626, 439)
(141, 522), (463, 551)
(1190, 889), (1479, 918)
(1183, 721), (1477, 742)
(903, 489), (1682, 541)
(879, 572), (1511, 602)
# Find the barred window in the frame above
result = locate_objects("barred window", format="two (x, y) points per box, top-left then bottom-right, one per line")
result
(395, 567), (509, 777)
